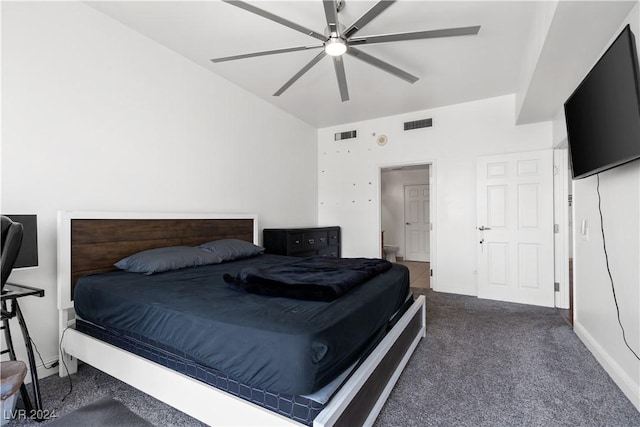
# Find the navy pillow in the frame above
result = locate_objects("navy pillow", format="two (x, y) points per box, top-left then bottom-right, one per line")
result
(114, 246), (222, 275)
(199, 239), (264, 262)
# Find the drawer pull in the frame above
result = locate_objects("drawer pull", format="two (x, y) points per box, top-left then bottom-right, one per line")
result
(320, 238), (327, 243)
(294, 240), (300, 244)
(308, 239), (315, 244)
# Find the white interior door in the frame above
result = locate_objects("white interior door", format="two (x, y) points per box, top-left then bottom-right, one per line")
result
(404, 184), (430, 262)
(477, 150), (555, 307)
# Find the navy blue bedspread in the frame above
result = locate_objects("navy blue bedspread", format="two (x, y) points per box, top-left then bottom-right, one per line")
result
(74, 254), (409, 395)
(224, 256), (392, 301)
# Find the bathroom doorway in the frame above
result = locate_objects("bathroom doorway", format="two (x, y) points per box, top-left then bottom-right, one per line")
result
(380, 163), (434, 289)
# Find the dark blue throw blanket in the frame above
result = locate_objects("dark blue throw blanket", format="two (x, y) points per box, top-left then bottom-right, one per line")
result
(223, 256), (392, 301)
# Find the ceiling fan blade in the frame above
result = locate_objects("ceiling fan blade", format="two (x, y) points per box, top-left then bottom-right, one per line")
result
(333, 56), (349, 102)
(223, 1), (326, 42)
(349, 25), (481, 45)
(323, 0), (341, 36)
(274, 51), (327, 96)
(347, 47), (418, 84)
(211, 44), (324, 63)
(344, 0), (395, 39)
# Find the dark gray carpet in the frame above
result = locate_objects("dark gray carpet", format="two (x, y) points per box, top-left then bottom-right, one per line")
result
(45, 397), (151, 427)
(8, 289), (640, 426)
(374, 289), (640, 427)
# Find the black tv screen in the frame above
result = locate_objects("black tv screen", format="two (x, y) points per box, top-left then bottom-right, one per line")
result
(564, 25), (640, 179)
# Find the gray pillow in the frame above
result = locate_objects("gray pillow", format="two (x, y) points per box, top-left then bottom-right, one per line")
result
(199, 239), (265, 262)
(114, 246), (222, 275)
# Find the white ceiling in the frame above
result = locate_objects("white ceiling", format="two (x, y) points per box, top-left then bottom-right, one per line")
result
(516, 0), (638, 125)
(87, 1), (635, 128)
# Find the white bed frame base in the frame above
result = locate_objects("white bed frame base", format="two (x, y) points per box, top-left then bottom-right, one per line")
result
(57, 211), (426, 427)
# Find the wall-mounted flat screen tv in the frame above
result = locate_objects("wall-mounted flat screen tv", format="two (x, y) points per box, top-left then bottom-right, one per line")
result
(564, 24), (640, 180)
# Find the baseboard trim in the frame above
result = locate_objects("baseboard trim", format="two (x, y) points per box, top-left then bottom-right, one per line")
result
(574, 321), (640, 411)
(22, 357), (59, 385)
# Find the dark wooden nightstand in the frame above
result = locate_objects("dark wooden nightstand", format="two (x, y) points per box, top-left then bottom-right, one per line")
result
(263, 226), (341, 258)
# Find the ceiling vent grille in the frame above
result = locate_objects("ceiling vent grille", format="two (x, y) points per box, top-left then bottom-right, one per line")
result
(334, 130), (358, 141)
(404, 118), (433, 131)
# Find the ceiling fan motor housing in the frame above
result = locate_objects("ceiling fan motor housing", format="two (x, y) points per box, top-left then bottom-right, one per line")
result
(324, 21), (347, 56)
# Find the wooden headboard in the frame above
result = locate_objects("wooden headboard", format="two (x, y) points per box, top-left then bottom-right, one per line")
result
(57, 212), (257, 308)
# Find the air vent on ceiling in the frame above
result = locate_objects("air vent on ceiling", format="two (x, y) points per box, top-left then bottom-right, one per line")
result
(334, 130), (358, 141)
(404, 118), (433, 131)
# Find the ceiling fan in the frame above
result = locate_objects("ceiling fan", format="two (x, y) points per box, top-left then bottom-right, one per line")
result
(211, 0), (480, 102)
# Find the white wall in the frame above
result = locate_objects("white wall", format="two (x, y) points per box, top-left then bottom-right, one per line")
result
(318, 94), (552, 296)
(1, 1), (318, 377)
(566, 3), (640, 410)
(515, 0), (558, 120)
(381, 168), (430, 259)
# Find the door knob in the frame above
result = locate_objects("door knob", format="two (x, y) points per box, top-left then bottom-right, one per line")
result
(406, 222), (410, 225)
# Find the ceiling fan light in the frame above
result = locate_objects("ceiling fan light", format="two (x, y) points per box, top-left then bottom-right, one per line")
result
(325, 38), (347, 56)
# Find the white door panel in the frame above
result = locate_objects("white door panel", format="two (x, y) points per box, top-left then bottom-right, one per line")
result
(487, 242), (508, 285)
(477, 150), (554, 307)
(405, 184), (430, 262)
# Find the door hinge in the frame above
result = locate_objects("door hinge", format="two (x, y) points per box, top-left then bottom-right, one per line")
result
(554, 282), (560, 292)
(554, 224), (560, 233)
(553, 165), (560, 176)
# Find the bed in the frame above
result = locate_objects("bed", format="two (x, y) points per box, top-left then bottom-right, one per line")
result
(57, 212), (426, 426)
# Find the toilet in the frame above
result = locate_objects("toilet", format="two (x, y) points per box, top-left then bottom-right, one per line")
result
(383, 245), (399, 262)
